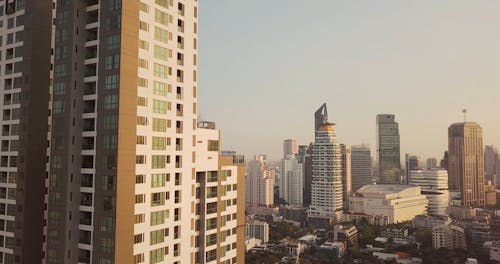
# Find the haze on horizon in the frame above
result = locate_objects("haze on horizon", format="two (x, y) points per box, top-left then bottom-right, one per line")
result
(198, 1), (500, 161)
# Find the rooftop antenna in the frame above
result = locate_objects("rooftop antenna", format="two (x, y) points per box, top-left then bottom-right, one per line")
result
(462, 109), (467, 123)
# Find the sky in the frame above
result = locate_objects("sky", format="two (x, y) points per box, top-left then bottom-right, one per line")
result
(197, 1), (500, 161)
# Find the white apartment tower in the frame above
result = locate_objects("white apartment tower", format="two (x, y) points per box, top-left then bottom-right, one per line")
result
(351, 145), (372, 193)
(283, 139), (298, 158)
(280, 154), (304, 208)
(308, 121), (343, 222)
(246, 155), (275, 206)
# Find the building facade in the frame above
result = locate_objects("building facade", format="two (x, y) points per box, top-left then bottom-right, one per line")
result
(283, 139), (298, 158)
(432, 224), (466, 250)
(349, 185), (428, 224)
(448, 122), (485, 207)
(279, 154), (303, 208)
(308, 119), (343, 222)
(245, 219), (269, 244)
(351, 145), (372, 193)
(485, 145), (498, 186)
(246, 155), (275, 207)
(0, 1), (53, 262)
(340, 144), (351, 211)
(409, 169), (450, 216)
(377, 114), (401, 184)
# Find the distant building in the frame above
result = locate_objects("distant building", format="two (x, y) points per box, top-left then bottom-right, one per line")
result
(426, 158), (438, 170)
(440, 151), (449, 170)
(432, 224), (466, 250)
(246, 155), (275, 206)
(377, 114), (401, 184)
(448, 122), (485, 207)
(409, 169), (449, 216)
(283, 139), (298, 158)
(341, 144), (352, 211)
(349, 185), (428, 224)
(380, 227), (409, 239)
(246, 219), (269, 244)
(300, 144), (313, 207)
(351, 145), (372, 193)
(333, 225), (358, 246)
(405, 154), (421, 184)
(279, 153), (304, 208)
(485, 182), (497, 207)
(412, 215), (451, 229)
(279, 207), (307, 223)
(485, 145), (498, 186)
(486, 240), (500, 262)
(308, 104), (344, 223)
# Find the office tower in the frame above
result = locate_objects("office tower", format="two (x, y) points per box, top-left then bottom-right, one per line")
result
(246, 155), (275, 207)
(405, 154), (420, 184)
(441, 151), (449, 170)
(43, 1), (243, 263)
(341, 144), (352, 210)
(0, 1), (53, 262)
(377, 114), (401, 184)
(410, 170), (450, 216)
(351, 145), (372, 193)
(315, 103), (328, 131)
(279, 154), (303, 208)
(485, 145), (498, 185)
(426, 158), (438, 170)
(302, 144), (313, 207)
(308, 106), (343, 223)
(448, 122), (485, 207)
(283, 139), (298, 158)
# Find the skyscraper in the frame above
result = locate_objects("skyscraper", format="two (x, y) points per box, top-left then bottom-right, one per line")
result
(0, 1), (53, 262)
(309, 104), (343, 223)
(426, 158), (438, 170)
(279, 154), (304, 208)
(485, 145), (498, 186)
(377, 114), (401, 184)
(301, 144), (313, 207)
(351, 145), (372, 193)
(283, 139), (298, 158)
(448, 122), (485, 207)
(246, 155), (275, 207)
(341, 144), (352, 210)
(405, 154), (421, 184)
(41, 1), (243, 263)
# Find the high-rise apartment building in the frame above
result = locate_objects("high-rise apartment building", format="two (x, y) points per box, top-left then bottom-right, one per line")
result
(279, 154), (303, 208)
(309, 107), (343, 222)
(448, 122), (485, 207)
(300, 144), (313, 207)
(0, 1), (53, 262)
(0, 1), (249, 263)
(283, 139), (298, 158)
(246, 155), (275, 207)
(340, 144), (352, 210)
(405, 154), (421, 184)
(410, 169), (450, 216)
(426, 158), (438, 170)
(377, 114), (401, 184)
(351, 145), (372, 193)
(485, 145), (498, 185)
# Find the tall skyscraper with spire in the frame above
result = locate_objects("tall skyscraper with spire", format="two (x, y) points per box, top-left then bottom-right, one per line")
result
(309, 104), (344, 224)
(377, 114), (401, 184)
(448, 122), (485, 207)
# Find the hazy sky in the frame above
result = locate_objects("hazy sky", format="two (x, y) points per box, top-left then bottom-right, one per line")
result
(197, 1), (500, 161)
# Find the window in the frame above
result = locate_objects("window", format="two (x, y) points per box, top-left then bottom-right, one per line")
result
(155, 9), (168, 25)
(153, 81), (167, 96)
(104, 114), (118, 129)
(154, 27), (168, 43)
(54, 83), (66, 95)
(151, 173), (165, 188)
(139, 21), (149, 32)
(137, 97), (148, 107)
(135, 214), (145, 224)
(150, 229), (164, 245)
(136, 155), (146, 164)
(135, 194), (145, 204)
(138, 77), (148, 87)
(150, 210), (166, 226)
(137, 116), (148, 126)
(152, 100), (167, 114)
(152, 155), (165, 169)
(140, 2), (149, 13)
(155, 0), (168, 8)
(206, 218), (217, 230)
(139, 40), (149, 50)
(105, 75), (119, 89)
(138, 58), (148, 69)
(153, 63), (167, 78)
(208, 140), (219, 151)
(137, 136), (147, 145)
(104, 55), (120, 70)
(134, 234), (144, 244)
(149, 248), (164, 264)
(152, 118), (166, 132)
(152, 137), (166, 150)
(136, 174), (145, 184)
(103, 135), (117, 150)
(207, 202), (217, 214)
(106, 35), (120, 50)
(151, 192), (165, 206)
(154, 45), (168, 61)
(207, 187), (217, 198)
(206, 235), (217, 248)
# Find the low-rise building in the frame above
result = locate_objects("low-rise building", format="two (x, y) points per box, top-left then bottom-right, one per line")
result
(412, 214), (451, 229)
(333, 225), (358, 246)
(246, 219), (269, 243)
(348, 185), (428, 224)
(380, 227), (409, 239)
(485, 240), (500, 262)
(432, 224), (466, 250)
(319, 241), (346, 257)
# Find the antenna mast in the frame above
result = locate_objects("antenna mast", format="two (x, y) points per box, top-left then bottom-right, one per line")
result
(462, 109), (467, 123)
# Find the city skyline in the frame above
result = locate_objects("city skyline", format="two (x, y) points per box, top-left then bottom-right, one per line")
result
(198, 1), (500, 160)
